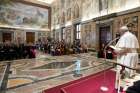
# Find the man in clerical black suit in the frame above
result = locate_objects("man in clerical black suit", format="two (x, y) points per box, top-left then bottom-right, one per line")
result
(126, 80), (140, 93)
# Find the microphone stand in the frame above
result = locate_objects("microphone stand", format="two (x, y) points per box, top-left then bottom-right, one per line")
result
(100, 37), (120, 92)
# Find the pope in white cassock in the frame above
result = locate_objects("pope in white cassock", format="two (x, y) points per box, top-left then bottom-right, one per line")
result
(114, 26), (139, 90)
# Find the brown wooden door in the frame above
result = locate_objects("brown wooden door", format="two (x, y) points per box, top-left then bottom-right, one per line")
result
(99, 26), (111, 50)
(2, 33), (12, 42)
(26, 32), (35, 44)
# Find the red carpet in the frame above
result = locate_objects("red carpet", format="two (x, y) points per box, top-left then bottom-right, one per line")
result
(43, 69), (117, 93)
(61, 70), (116, 93)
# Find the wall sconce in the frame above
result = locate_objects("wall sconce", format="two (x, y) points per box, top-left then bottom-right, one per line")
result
(132, 16), (138, 23)
(123, 17), (129, 24)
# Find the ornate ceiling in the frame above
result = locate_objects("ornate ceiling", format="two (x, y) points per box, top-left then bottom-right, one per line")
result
(36, 0), (55, 4)
(24, 0), (55, 5)
(17, 0), (55, 6)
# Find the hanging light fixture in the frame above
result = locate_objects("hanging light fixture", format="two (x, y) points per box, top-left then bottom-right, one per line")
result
(100, 0), (109, 92)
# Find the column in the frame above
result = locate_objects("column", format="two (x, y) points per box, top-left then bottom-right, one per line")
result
(0, 31), (2, 42)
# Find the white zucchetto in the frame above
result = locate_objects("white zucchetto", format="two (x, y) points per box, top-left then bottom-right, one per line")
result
(120, 26), (129, 31)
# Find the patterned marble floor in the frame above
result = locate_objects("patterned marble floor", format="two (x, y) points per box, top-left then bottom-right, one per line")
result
(0, 52), (139, 93)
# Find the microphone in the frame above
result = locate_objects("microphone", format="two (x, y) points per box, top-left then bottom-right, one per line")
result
(104, 37), (120, 52)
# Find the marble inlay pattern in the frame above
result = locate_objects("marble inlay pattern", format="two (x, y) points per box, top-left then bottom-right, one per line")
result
(0, 52), (114, 93)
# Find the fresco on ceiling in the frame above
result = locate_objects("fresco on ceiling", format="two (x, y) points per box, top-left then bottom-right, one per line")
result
(0, 3), (49, 29)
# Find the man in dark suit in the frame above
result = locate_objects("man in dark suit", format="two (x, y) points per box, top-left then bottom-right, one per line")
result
(126, 80), (140, 93)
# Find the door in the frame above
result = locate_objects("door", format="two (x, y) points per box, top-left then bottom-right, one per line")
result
(2, 33), (12, 42)
(99, 26), (111, 50)
(26, 32), (35, 44)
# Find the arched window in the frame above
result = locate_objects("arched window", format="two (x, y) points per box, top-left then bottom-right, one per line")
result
(67, 8), (71, 21)
(61, 12), (65, 23)
(73, 4), (80, 19)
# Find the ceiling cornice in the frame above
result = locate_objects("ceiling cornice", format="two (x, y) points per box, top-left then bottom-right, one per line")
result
(12, 0), (51, 9)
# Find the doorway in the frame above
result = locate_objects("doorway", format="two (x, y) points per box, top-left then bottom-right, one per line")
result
(99, 26), (111, 50)
(26, 32), (35, 44)
(2, 32), (12, 42)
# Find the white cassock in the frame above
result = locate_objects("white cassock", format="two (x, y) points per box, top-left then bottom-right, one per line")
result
(115, 31), (139, 90)
(115, 31), (139, 76)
